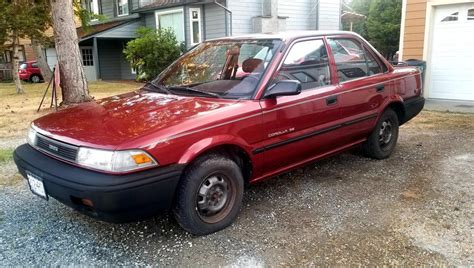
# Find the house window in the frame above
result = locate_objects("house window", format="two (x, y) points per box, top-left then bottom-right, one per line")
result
(441, 12), (458, 22)
(117, 0), (129, 16)
(189, 8), (202, 45)
(89, 0), (100, 18)
(468, 9), (474, 20)
(81, 48), (94, 66)
(156, 9), (185, 43)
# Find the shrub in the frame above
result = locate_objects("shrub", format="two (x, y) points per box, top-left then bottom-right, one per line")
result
(124, 27), (181, 81)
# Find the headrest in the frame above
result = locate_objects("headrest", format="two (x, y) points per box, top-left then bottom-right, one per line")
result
(242, 58), (263, 73)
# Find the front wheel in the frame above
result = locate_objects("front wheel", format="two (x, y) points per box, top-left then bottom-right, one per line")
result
(362, 108), (399, 159)
(173, 154), (244, 235)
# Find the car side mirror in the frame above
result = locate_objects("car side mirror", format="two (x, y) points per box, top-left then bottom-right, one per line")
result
(264, 80), (302, 98)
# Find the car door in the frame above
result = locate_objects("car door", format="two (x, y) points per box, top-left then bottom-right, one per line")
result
(257, 38), (344, 175)
(326, 37), (390, 144)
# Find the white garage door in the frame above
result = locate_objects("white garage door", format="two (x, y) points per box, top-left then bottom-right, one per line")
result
(429, 3), (474, 101)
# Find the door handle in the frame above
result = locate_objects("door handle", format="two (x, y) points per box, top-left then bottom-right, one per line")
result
(326, 95), (338, 105)
(375, 84), (385, 92)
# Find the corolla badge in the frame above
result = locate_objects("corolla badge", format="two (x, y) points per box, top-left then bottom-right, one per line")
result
(48, 144), (59, 152)
(268, 127), (295, 138)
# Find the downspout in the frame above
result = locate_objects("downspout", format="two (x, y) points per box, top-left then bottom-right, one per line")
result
(214, 0), (232, 36)
(315, 0), (319, 30)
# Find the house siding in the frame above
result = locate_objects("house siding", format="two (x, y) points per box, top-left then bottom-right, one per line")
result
(95, 20), (143, 38)
(401, 0), (427, 60)
(227, 0), (263, 35)
(144, 12), (156, 28)
(278, 0), (317, 31)
(101, 0), (116, 19)
(204, 4), (227, 39)
(318, 0), (341, 30)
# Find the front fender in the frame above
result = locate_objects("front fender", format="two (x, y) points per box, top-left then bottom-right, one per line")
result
(177, 134), (253, 164)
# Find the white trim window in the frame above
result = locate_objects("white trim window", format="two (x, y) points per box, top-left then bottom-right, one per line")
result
(189, 8), (202, 45)
(155, 8), (185, 43)
(89, 0), (100, 20)
(117, 0), (129, 16)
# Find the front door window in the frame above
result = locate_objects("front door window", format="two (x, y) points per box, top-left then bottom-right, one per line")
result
(274, 39), (331, 90)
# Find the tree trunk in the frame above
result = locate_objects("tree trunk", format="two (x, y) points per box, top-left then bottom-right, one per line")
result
(31, 38), (53, 82)
(11, 37), (24, 94)
(50, 0), (91, 104)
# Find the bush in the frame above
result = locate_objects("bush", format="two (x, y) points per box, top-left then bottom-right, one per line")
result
(124, 27), (181, 81)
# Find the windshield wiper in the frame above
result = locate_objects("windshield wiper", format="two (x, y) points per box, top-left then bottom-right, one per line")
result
(143, 82), (172, 95)
(168, 86), (221, 99)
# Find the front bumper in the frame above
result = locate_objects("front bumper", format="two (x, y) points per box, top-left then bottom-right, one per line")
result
(14, 144), (184, 223)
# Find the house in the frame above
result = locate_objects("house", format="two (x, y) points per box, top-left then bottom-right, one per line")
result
(44, 0), (342, 82)
(0, 38), (37, 80)
(399, 0), (474, 101)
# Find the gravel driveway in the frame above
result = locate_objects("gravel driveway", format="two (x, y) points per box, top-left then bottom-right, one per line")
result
(0, 111), (473, 266)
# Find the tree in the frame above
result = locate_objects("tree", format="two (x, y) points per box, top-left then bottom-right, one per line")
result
(342, 0), (371, 37)
(366, 0), (402, 59)
(31, 38), (53, 82)
(0, 0), (51, 93)
(124, 27), (181, 81)
(50, 0), (92, 104)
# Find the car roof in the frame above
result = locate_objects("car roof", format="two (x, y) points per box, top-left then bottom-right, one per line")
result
(206, 31), (363, 42)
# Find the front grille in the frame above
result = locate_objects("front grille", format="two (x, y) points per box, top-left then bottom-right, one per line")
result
(35, 133), (78, 161)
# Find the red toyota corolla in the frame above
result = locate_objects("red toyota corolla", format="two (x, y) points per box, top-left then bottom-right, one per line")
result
(14, 31), (424, 235)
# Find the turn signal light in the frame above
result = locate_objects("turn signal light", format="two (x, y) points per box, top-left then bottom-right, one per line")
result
(131, 153), (153, 165)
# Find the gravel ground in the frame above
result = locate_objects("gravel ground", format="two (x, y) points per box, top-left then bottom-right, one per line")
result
(0, 111), (473, 266)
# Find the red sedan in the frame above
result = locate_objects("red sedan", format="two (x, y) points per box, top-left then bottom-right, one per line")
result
(14, 31), (424, 235)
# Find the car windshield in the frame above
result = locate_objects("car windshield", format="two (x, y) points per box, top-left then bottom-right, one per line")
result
(153, 39), (282, 99)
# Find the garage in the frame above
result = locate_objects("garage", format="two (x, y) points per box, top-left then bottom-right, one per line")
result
(428, 3), (474, 101)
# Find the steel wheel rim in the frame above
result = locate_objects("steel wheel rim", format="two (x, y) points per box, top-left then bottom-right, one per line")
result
(196, 172), (235, 224)
(379, 120), (393, 148)
(31, 76), (40, 83)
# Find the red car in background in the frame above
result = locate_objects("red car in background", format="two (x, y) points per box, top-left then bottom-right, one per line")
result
(18, 61), (44, 83)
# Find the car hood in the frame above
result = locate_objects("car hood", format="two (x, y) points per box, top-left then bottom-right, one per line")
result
(33, 90), (238, 149)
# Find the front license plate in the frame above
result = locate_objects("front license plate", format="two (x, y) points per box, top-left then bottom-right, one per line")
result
(26, 171), (48, 200)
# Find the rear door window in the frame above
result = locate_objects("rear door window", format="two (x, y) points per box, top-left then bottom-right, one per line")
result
(364, 48), (383, 75)
(328, 38), (384, 82)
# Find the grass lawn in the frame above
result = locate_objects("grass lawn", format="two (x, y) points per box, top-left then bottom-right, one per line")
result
(0, 81), (142, 138)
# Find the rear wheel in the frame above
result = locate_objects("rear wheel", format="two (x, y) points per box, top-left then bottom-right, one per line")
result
(30, 74), (41, 83)
(173, 154), (244, 235)
(362, 108), (399, 159)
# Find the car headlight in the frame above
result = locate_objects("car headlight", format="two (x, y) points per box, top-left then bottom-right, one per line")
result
(77, 147), (158, 173)
(27, 126), (37, 147)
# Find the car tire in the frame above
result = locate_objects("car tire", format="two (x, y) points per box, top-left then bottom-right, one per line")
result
(30, 75), (41, 83)
(173, 154), (244, 236)
(362, 108), (399, 160)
